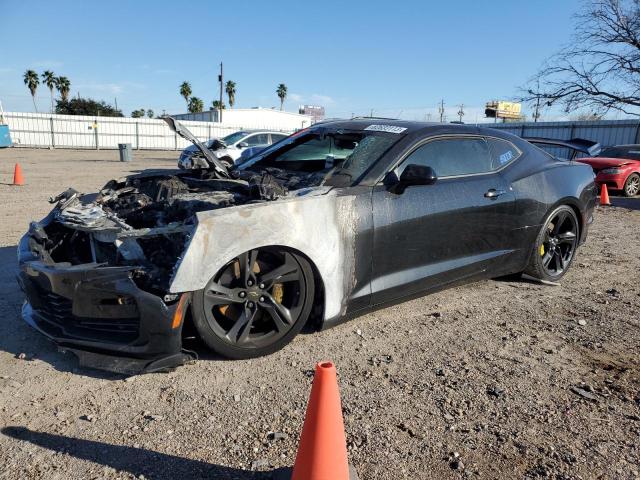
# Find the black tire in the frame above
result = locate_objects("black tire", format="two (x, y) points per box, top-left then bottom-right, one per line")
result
(623, 173), (640, 197)
(192, 247), (315, 359)
(525, 205), (579, 282)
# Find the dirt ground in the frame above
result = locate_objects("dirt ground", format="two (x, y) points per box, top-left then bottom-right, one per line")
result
(0, 148), (639, 480)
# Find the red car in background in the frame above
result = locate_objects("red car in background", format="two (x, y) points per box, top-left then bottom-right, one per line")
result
(578, 144), (640, 197)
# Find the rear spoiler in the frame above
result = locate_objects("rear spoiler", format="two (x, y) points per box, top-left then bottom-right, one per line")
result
(523, 137), (601, 159)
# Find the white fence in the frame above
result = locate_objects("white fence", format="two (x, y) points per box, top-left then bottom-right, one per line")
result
(3, 112), (295, 150)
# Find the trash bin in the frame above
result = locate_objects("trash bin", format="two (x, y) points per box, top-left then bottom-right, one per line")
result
(0, 124), (11, 148)
(118, 143), (132, 162)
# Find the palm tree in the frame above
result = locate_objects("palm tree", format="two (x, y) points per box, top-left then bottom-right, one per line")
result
(276, 83), (287, 111)
(225, 80), (236, 108)
(42, 70), (57, 113)
(180, 81), (192, 108)
(23, 70), (39, 112)
(188, 96), (204, 113)
(211, 100), (226, 110)
(56, 76), (71, 103)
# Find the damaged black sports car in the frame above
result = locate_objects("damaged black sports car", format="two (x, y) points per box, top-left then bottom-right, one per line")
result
(17, 118), (597, 373)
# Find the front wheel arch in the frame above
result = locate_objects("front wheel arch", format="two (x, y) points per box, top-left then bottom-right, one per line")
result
(190, 245), (323, 359)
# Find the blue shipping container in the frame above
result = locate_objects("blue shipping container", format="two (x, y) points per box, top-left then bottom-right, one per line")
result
(0, 124), (11, 147)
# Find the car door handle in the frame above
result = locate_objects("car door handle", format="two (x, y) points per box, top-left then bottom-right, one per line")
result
(484, 188), (507, 199)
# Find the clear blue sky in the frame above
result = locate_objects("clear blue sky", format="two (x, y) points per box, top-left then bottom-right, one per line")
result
(0, 0), (587, 121)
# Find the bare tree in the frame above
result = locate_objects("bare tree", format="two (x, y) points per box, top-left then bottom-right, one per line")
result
(523, 0), (640, 116)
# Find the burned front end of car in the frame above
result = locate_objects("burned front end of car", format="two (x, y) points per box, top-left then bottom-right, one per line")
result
(17, 168), (287, 373)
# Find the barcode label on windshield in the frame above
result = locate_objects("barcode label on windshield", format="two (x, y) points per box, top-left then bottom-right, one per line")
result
(364, 124), (407, 134)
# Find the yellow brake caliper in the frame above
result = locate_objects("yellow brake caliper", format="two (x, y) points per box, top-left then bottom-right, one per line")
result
(539, 244), (545, 256)
(272, 283), (284, 304)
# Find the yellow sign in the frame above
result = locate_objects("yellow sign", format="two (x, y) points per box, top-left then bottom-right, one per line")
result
(485, 101), (523, 120)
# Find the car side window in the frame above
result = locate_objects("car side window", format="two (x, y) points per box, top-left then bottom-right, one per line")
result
(398, 137), (493, 178)
(270, 134), (287, 144)
(245, 134), (269, 146)
(486, 138), (521, 169)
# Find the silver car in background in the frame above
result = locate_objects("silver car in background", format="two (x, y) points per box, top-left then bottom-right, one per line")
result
(178, 130), (289, 169)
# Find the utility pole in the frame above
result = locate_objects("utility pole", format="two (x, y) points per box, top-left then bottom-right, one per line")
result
(114, 97), (118, 112)
(457, 104), (465, 123)
(218, 62), (223, 123)
(528, 80), (545, 123)
(370, 109), (374, 118)
(438, 100), (445, 123)
(528, 88), (542, 122)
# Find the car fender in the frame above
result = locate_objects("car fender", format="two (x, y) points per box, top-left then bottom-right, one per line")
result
(623, 165), (640, 181)
(169, 190), (361, 321)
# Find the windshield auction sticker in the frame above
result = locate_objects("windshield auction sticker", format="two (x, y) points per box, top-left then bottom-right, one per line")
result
(364, 124), (408, 134)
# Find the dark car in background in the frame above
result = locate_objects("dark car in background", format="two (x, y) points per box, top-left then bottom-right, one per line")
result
(17, 119), (596, 373)
(577, 144), (640, 197)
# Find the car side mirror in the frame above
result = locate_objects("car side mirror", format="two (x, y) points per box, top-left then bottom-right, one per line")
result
(389, 164), (437, 194)
(238, 141), (249, 148)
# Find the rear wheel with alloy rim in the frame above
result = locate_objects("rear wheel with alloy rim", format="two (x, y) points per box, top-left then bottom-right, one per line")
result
(192, 247), (315, 359)
(623, 173), (640, 197)
(525, 205), (579, 282)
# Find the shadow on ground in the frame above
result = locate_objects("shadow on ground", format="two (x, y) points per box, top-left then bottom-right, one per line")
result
(2, 426), (286, 480)
(609, 195), (640, 211)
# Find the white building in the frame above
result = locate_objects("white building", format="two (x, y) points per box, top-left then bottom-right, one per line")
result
(172, 107), (313, 131)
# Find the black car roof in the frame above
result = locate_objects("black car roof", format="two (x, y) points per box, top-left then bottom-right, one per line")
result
(313, 118), (515, 139)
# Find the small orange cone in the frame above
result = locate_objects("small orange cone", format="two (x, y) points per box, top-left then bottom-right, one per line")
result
(290, 361), (357, 480)
(600, 183), (610, 206)
(13, 163), (24, 186)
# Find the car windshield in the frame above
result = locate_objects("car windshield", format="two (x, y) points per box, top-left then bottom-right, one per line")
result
(238, 127), (401, 183)
(221, 131), (250, 145)
(598, 146), (640, 160)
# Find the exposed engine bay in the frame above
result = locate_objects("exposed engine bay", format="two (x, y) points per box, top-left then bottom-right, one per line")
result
(28, 166), (326, 297)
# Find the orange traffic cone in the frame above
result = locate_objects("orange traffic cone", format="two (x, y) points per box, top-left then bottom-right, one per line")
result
(12, 163), (24, 186)
(289, 361), (358, 480)
(600, 183), (610, 206)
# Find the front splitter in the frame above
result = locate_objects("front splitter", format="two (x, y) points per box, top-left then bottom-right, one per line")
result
(22, 302), (196, 375)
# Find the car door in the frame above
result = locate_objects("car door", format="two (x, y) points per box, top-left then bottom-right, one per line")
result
(371, 135), (518, 305)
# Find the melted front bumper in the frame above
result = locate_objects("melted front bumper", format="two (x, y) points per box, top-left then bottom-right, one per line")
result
(17, 233), (192, 374)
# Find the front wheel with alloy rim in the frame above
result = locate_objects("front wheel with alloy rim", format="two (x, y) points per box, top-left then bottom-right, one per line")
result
(525, 205), (579, 282)
(623, 173), (640, 197)
(192, 247), (315, 359)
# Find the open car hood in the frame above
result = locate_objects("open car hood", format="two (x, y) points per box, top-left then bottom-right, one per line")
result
(163, 117), (230, 177)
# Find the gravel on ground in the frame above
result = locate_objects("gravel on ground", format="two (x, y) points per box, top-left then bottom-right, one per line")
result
(0, 148), (639, 480)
